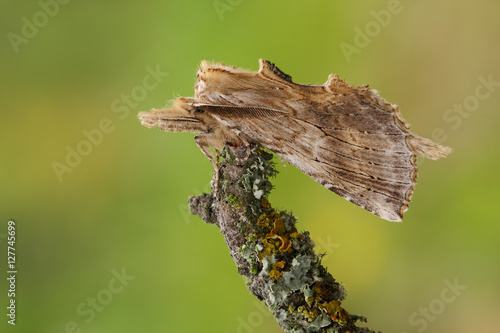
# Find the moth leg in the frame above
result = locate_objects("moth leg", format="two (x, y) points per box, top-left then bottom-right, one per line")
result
(212, 148), (221, 196)
(243, 144), (251, 161)
(194, 134), (221, 196)
(231, 133), (251, 162)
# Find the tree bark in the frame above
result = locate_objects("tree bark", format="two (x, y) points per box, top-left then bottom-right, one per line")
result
(188, 144), (379, 333)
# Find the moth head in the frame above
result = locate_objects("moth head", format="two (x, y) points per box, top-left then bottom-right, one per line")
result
(138, 97), (207, 133)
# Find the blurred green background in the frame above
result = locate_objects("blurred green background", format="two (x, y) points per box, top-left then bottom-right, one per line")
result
(1, 1), (499, 332)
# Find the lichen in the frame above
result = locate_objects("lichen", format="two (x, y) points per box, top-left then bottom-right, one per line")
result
(254, 206), (302, 263)
(191, 145), (375, 333)
(234, 148), (359, 331)
(270, 260), (286, 279)
(239, 149), (277, 216)
(226, 193), (241, 207)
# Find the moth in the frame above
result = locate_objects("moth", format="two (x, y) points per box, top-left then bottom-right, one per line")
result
(138, 59), (451, 222)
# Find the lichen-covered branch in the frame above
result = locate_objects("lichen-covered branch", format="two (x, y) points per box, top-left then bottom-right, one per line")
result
(188, 144), (380, 333)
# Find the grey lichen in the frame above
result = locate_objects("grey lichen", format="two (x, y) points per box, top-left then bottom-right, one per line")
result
(188, 144), (379, 333)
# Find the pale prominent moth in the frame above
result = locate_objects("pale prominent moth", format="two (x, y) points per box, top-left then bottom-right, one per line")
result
(138, 59), (451, 222)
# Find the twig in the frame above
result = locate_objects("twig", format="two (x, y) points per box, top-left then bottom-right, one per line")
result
(188, 144), (380, 333)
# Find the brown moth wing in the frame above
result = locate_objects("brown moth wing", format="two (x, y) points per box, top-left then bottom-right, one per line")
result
(194, 60), (451, 221)
(199, 104), (412, 221)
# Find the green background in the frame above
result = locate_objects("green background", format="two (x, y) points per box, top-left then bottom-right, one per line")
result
(1, 0), (499, 332)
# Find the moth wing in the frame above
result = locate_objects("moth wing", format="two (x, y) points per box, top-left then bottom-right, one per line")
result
(198, 104), (415, 222)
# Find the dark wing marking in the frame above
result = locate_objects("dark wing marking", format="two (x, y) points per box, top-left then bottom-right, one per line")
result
(201, 104), (416, 221)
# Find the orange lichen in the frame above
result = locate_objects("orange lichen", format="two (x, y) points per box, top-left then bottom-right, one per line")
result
(257, 206), (302, 259)
(268, 217), (293, 252)
(296, 305), (321, 322)
(318, 300), (350, 323)
(257, 210), (280, 229)
(269, 260), (285, 279)
(286, 282), (352, 325)
(261, 198), (272, 209)
(258, 238), (276, 260)
(312, 282), (335, 301)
